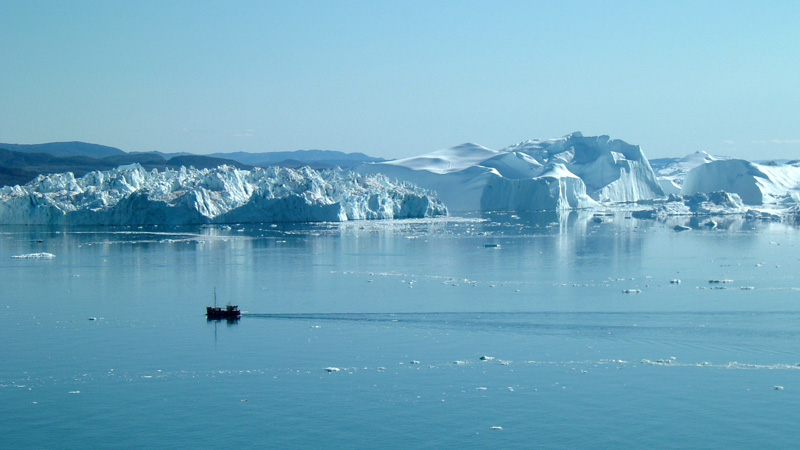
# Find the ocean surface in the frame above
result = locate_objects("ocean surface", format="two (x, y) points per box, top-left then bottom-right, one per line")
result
(2, 211), (800, 448)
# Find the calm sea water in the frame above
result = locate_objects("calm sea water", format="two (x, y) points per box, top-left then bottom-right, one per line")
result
(2, 212), (800, 448)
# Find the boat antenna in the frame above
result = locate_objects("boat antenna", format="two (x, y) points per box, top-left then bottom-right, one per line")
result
(214, 287), (217, 308)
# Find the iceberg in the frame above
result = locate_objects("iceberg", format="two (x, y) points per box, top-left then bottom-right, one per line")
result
(358, 132), (663, 212)
(631, 192), (748, 219)
(11, 252), (56, 259)
(0, 164), (447, 225)
(681, 159), (800, 205)
(650, 151), (729, 195)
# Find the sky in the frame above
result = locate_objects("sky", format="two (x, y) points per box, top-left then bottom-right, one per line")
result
(1, 0), (799, 160)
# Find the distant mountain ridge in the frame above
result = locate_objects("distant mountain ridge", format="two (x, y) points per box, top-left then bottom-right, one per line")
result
(207, 149), (385, 167)
(0, 141), (126, 158)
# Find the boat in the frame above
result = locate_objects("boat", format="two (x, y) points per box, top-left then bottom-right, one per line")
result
(206, 289), (241, 320)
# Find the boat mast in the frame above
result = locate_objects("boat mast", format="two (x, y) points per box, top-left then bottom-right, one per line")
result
(214, 287), (217, 308)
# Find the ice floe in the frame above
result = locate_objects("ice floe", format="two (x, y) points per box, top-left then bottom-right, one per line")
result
(11, 252), (55, 259)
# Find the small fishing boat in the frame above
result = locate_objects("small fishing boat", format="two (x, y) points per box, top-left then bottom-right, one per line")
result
(206, 289), (241, 320)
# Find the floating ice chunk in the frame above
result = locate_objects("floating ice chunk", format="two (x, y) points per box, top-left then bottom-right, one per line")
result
(673, 225), (691, 232)
(479, 355), (494, 361)
(88, 317), (97, 321)
(68, 391), (80, 394)
(490, 426), (503, 431)
(709, 279), (733, 284)
(476, 387), (488, 391)
(453, 360), (467, 365)
(774, 385), (785, 390)
(740, 286), (755, 290)
(324, 367), (340, 373)
(410, 360), (420, 365)
(670, 279), (681, 284)
(11, 252), (56, 259)
(622, 289), (641, 294)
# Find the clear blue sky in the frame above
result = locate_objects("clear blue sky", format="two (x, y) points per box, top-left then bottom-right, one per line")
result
(2, 0), (799, 159)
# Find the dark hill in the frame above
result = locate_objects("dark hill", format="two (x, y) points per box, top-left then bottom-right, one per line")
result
(0, 141), (126, 158)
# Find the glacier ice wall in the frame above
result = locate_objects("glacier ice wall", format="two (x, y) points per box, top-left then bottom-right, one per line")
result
(0, 164), (448, 225)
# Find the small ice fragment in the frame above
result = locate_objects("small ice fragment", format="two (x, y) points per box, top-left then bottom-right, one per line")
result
(670, 279), (681, 284)
(490, 426), (503, 431)
(479, 355), (494, 361)
(410, 360), (420, 365)
(453, 360), (467, 365)
(68, 391), (80, 394)
(507, 387), (514, 392)
(88, 317), (97, 321)
(11, 252), (56, 259)
(622, 289), (641, 294)
(774, 386), (784, 390)
(310, 325), (321, 329)
(476, 387), (488, 391)
(324, 367), (340, 373)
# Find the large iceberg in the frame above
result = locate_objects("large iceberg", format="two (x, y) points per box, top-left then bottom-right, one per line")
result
(681, 159), (800, 205)
(0, 164), (447, 225)
(358, 132), (663, 212)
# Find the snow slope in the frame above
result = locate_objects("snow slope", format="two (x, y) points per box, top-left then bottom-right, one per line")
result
(358, 132), (663, 212)
(0, 164), (447, 225)
(681, 159), (800, 205)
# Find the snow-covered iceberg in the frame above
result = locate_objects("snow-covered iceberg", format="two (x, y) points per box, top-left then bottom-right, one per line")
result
(0, 164), (447, 225)
(681, 159), (800, 205)
(650, 151), (729, 195)
(358, 132), (663, 212)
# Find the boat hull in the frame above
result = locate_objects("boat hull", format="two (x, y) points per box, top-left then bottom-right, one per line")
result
(206, 306), (241, 320)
